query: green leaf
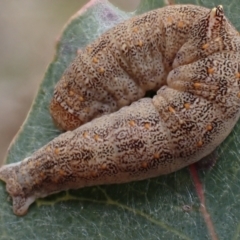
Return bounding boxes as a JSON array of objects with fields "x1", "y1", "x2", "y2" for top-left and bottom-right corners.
[{"x1": 1, "y1": 0, "x2": 240, "y2": 239}]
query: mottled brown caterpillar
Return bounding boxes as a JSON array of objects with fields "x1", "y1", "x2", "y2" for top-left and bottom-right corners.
[{"x1": 1, "y1": 4, "x2": 240, "y2": 216}]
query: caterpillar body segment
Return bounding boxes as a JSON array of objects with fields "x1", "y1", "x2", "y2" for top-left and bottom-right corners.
[
  {"x1": 50, "y1": 4, "x2": 212, "y2": 131},
  {"x1": 0, "y1": 88, "x2": 231, "y2": 215}
]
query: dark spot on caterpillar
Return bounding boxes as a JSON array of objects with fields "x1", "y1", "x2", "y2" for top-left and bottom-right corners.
[{"x1": 144, "y1": 90, "x2": 157, "y2": 98}]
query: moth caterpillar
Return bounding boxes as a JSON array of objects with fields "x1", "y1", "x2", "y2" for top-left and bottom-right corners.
[{"x1": 1, "y1": 4, "x2": 240, "y2": 216}]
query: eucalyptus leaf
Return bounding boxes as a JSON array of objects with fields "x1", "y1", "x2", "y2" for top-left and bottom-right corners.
[{"x1": 1, "y1": 0, "x2": 240, "y2": 239}]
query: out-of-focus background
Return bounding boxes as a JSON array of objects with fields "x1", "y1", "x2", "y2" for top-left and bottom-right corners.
[{"x1": 0, "y1": 0, "x2": 139, "y2": 165}]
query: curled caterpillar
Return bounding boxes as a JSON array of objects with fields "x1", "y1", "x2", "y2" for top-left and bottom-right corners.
[{"x1": 1, "y1": 4, "x2": 240, "y2": 216}]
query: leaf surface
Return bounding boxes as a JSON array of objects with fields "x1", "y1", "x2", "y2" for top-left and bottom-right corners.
[{"x1": 1, "y1": 0, "x2": 240, "y2": 239}]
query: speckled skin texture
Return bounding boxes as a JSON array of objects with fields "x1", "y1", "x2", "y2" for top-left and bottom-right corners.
[
  {"x1": 1, "y1": 5, "x2": 240, "y2": 216},
  {"x1": 50, "y1": 4, "x2": 212, "y2": 130}
]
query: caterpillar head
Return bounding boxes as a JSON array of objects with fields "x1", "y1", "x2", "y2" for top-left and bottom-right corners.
[
  {"x1": 173, "y1": 5, "x2": 238, "y2": 68},
  {"x1": 50, "y1": 72, "x2": 85, "y2": 131},
  {"x1": 50, "y1": 96, "x2": 83, "y2": 131}
]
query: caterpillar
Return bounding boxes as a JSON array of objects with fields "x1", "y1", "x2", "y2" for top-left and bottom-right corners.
[{"x1": 1, "y1": 4, "x2": 240, "y2": 216}]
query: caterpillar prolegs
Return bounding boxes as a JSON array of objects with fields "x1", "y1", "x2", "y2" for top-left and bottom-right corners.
[{"x1": 1, "y1": 4, "x2": 240, "y2": 216}]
